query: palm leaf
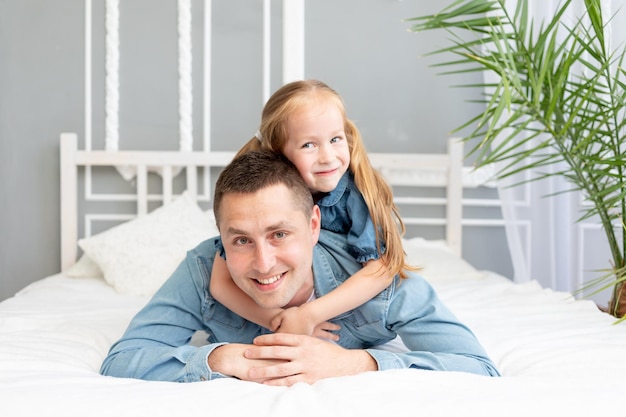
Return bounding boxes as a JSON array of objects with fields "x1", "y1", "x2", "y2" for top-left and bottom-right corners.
[{"x1": 407, "y1": 0, "x2": 626, "y2": 318}]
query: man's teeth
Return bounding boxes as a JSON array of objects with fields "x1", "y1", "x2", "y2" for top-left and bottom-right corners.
[{"x1": 256, "y1": 274, "x2": 281, "y2": 285}]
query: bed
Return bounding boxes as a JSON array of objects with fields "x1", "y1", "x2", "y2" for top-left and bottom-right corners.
[{"x1": 1, "y1": 133, "x2": 625, "y2": 417}]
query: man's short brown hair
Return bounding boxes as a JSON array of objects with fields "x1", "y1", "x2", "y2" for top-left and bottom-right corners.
[{"x1": 213, "y1": 150, "x2": 314, "y2": 227}]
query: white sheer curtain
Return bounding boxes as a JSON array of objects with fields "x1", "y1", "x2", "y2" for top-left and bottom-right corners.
[{"x1": 494, "y1": 0, "x2": 625, "y2": 306}]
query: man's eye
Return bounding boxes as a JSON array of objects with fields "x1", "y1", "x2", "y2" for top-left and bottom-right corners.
[
  {"x1": 234, "y1": 237, "x2": 249, "y2": 245},
  {"x1": 274, "y1": 231, "x2": 287, "y2": 239}
]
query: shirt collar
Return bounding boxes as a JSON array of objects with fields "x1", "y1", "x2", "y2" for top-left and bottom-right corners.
[{"x1": 315, "y1": 171, "x2": 351, "y2": 207}]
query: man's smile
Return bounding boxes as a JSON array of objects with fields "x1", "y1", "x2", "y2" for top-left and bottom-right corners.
[{"x1": 253, "y1": 272, "x2": 286, "y2": 287}]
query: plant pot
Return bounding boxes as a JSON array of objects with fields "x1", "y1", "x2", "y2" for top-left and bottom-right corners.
[{"x1": 609, "y1": 282, "x2": 626, "y2": 318}]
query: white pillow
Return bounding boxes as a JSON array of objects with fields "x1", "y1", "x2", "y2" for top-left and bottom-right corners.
[
  {"x1": 64, "y1": 254, "x2": 104, "y2": 278},
  {"x1": 79, "y1": 191, "x2": 219, "y2": 296},
  {"x1": 402, "y1": 237, "x2": 483, "y2": 281}
]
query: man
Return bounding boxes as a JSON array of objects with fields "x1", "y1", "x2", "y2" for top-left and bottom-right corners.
[{"x1": 100, "y1": 151, "x2": 499, "y2": 385}]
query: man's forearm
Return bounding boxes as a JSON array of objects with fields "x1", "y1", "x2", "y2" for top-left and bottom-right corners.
[
  {"x1": 101, "y1": 342, "x2": 218, "y2": 382},
  {"x1": 340, "y1": 348, "x2": 378, "y2": 375}
]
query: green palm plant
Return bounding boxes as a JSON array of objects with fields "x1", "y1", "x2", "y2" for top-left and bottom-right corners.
[{"x1": 406, "y1": 0, "x2": 626, "y2": 319}]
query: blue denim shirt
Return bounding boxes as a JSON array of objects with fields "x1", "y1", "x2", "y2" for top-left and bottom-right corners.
[
  {"x1": 316, "y1": 171, "x2": 383, "y2": 263},
  {"x1": 100, "y1": 230, "x2": 499, "y2": 382}
]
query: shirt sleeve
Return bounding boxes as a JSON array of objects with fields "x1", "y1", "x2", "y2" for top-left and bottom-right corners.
[
  {"x1": 100, "y1": 245, "x2": 225, "y2": 382},
  {"x1": 365, "y1": 275, "x2": 500, "y2": 377},
  {"x1": 315, "y1": 231, "x2": 499, "y2": 377},
  {"x1": 345, "y1": 189, "x2": 385, "y2": 264}
]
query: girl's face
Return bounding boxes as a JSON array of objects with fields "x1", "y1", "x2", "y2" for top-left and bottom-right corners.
[{"x1": 281, "y1": 97, "x2": 350, "y2": 195}]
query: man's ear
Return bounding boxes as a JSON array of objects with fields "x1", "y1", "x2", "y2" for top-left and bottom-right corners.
[{"x1": 310, "y1": 204, "x2": 321, "y2": 243}]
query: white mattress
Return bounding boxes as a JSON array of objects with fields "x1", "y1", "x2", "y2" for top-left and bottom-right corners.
[{"x1": 2, "y1": 266, "x2": 624, "y2": 417}]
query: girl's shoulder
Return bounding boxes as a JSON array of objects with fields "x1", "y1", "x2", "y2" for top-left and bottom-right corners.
[{"x1": 338, "y1": 171, "x2": 363, "y2": 198}]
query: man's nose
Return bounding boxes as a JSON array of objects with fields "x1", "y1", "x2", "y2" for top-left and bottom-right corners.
[{"x1": 253, "y1": 242, "x2": 276, "y2": 273}]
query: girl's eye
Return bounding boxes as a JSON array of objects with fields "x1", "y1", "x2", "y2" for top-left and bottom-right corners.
[
  {"x1": 301, "y1": 142, "x2": 315, "y2": 149},
  {"x1": 330, "y1": 136, "x2": 341, "y2": 144}
]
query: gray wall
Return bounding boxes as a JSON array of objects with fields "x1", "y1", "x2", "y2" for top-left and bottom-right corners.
[{"x1": 0, "y1": 0, "x2": 512, "y2": 301}]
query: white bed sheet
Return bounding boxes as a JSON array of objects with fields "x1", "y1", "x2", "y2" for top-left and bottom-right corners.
[{"x1": 2, "y1": 266, "x2": 625, "y2": 416}]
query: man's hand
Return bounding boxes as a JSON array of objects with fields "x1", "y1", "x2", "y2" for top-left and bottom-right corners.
[
  {"x1": 207, "y1": 343, "x2": 287, "y2": 383},
  {"x1": 244, "y1": 333, "x2": 378, "y2": 386}
]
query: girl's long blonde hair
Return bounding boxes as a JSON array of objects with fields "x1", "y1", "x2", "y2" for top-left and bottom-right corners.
[{"x1": 236, "y1": 79, "x2": 416, "y2": 279}]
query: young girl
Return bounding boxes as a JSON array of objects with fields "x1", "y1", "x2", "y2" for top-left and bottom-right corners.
[{"x1": 210, "y1": 79, "x2": 416, "y2": 338}]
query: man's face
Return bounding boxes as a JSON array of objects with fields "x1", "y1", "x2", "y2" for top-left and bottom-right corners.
[{"x1": 218, "y1": 183, "x2": 321, "y2": 310}]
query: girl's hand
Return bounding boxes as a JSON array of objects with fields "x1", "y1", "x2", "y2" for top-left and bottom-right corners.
[
  {"x1": 270, "y1": 307, "x2": 340, "y2": 341},
  {"x1": 311, "y1": 320, "x2": 340, "y2": 341},
  {"x1": 271, "y1": 306, "x2": 315, "y2": 335}
]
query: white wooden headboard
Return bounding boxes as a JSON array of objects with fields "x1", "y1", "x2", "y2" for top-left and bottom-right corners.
[{"x1": 60, "y1": 133, "x2": 465, "y2": 271}]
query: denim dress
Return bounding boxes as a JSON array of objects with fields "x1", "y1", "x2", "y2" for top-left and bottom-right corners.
[{"x1": 315, "y1": 171, "x2": 384, "y2": 264}]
